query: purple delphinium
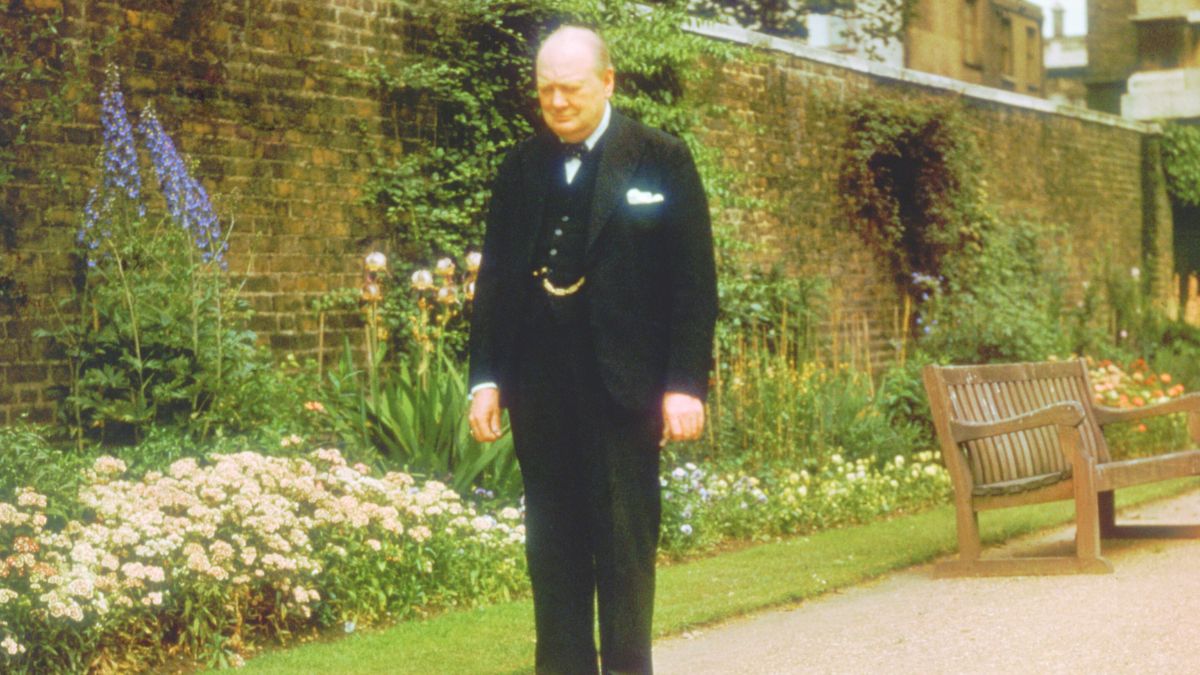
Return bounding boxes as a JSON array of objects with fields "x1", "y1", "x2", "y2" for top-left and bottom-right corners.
[
  {"x1": 79, "y1": 65, "x2": 146, "y2": 265},
  {"x1": 138, "y1": 102, "x2": 226, "y2": 266}
]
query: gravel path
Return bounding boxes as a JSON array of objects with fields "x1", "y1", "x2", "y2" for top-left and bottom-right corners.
[{"x1": 654, "y1": 490, "x2": 1200, "y2": 674}]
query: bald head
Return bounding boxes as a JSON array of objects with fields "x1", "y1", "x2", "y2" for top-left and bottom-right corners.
[
  {"x1": 538, "y1": 26, "x2": 611, "y2": 76},
  {"x1": 535, "y1": 26, "x2": 614, "y2": 143}
]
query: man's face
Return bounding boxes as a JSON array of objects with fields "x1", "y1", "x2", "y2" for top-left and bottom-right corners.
[{"x1": 536, "y1": 39, "x2": 613, "y2": 143}]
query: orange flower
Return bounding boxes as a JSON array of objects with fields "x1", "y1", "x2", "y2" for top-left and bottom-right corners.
[
  {"x1": 1118, "y1": 394, "x2": 1130, "y2": 407},
  {"x1": 1137, "y1": 424, "x2": 1148, "y2": 433},
  {"x1": 1132, "y1": 396, "x2": 1145, "y2": 407},
  {"x1": 1161, "y1": 373, "x2": 1172, "y2": 383}
]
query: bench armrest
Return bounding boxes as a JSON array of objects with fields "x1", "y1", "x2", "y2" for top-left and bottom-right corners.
[
  {"x1": 1093, "y1": 392, "x2": 1200, "y2": 426},
  {"x1": 950, "y1": 402, "x2": 1086, "y2": 443}
]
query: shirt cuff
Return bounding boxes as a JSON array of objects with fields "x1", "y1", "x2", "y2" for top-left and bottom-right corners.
[{"x1": 469, "y1": 383, "x2": 498, "y2": 399}]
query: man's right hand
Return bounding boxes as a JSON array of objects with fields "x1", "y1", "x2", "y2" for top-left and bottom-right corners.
[{"x1": 468, "y1": 387, "x2": 503, "y2": 442}]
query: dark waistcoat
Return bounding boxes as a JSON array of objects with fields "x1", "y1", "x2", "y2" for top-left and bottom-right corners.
[{"x1": 527, "y1": 146, "x2": 602, "y2": 325}]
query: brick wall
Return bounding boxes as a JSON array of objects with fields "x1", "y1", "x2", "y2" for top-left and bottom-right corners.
[
  {"x1": 693, "y1": 24, "x2": 1166, "y2": 366},
  {"x1": 0, "y1": 7, "x2": 1170, "y2": 423},
  {"x1": 1, "y1": 0, "x2": 413, "y2": 424}
]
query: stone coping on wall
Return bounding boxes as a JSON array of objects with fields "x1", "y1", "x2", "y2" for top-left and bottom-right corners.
[{"x1": 685, "y1": 20, "x2": 1161, "y2": 135}]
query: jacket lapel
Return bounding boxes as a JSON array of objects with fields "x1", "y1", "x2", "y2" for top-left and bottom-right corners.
[
  {"x1": 587, "y1": 112, "x2": 643, "y2": 256},
  {"x1": 515, "y1": 133, "x2": 556, "y2": 270}
]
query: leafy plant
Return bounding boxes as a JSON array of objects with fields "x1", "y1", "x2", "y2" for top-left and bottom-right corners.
[
  {"x1": 322, "y1": 340, "x2": 521, "y2": 500},
  {"x1": 915, "y1": 216, "x2": 1069, "y2": 363},
  {"x1": 38, "y1": 66, "x2": 280, "y2": 445},
  {"x1": 1162, "y1": 122, "x2": 1200, "y2": 208}
]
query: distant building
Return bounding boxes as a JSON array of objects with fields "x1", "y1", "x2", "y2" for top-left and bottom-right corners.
[
  {"x1": 1045, "y1": 3, "x2": 1089, "y2": 106},
  {"x1": 1087, "y1": 0, "x2": 1200, "y2": 121},
  {"x1": 807, "y1": 0, "x2": 1047, "y2": 95}
]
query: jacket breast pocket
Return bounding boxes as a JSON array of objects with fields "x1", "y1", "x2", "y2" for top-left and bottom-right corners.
[{"x1": 622, "y1": 201, "x2": 666, "y2": 232}]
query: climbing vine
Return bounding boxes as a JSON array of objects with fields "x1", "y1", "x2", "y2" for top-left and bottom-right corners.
[
  {"x1": 1162, "y1": 123, "x2": 1200, "y2": 207},
  {"x1": 839, "y1": 92, "x2": 1069, "y2": 363}
]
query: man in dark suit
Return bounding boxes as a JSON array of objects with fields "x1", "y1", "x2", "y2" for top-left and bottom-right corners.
[{"x1": 468, "y1": 25, "x2": 717, "y2": 675}]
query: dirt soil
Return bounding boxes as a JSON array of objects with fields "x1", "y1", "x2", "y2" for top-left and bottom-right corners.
[{"x1": 654, "y1": 491, "x2": 1200, "y2": 674}]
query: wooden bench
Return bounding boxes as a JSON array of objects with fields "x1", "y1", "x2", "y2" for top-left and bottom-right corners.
[{"x1": 923, "y1": 358, "x2": 1200, "y2": 576}]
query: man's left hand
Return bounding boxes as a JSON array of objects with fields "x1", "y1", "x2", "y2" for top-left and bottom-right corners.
[{"x1": 661, "y1": 392, "x2": 705, "y2": 446}]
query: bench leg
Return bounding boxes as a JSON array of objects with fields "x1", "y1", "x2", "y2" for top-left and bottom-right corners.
[
  {"x1": 934, "y1": 494, "x2": 1114, "y2": 577},
  {"x1": 954, "y1": 503, "x2": 982, "y2": 562},
  {"x1": 1073, "y1": 463, "x2": 1103, "y2": 564}
]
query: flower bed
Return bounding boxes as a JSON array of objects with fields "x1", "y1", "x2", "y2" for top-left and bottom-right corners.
[
  {"x1": 1087, "y1": 358, "x2": 1191, "y2": 457},
  {"x1": 659, "y1": 451, "x2": 951, "y2": 557},
  {"x1": 0, "y1": 443, "x2": 952, "y2": 672},
  {"x1": 0, "y1": 449, "x2": 526, "y2": 673}
]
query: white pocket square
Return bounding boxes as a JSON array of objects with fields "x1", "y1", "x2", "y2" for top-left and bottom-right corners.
[{"x1": 626, "y1": 188, "x2": 664, "y2": 205}]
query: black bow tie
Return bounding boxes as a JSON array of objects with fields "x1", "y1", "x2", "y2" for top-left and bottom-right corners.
[{"x1": 560, "y1": 142, "x2": 588, "y2": 161}]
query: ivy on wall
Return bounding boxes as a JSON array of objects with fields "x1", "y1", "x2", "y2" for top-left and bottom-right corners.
[
  {"x1": 1162, "y1": 123, "x2": 1200, "y2": 207},
  {"x1": 838, "y1": 92, "x2": 1069, "y2": 363},
  {"x1": 1, "y1": 3, "x2": 107, "y2": 311}
]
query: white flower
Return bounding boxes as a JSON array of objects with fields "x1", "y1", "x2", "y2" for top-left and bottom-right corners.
[
  {"x1": 680, "y1": 524, "x2": 693, "y2": 535},
  {"x1": 411, "y1": 269, "x2": 434, "y2": 290},
  {"x1": 365, "y1": 251, "x2": 387, "y2": 272}
]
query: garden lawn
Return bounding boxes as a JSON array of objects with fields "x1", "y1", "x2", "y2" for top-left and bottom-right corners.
[{"x1": 234, "y1": 477, "x2": 1200, "y2": 674}]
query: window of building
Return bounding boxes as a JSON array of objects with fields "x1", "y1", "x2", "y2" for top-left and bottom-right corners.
[
  {"x1": 1025, "y1": 25, "x2": 1039, "y2": 92},
  {"x1": 1000, "y1": 16, "x2": 1014, "y2": 77},
  {"x1": 962, "y1": 0, "x2": 981, "y2": 68}
]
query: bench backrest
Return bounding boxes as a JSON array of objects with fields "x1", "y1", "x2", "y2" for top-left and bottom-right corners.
[{"x1": 923, "y1": 359, "x2": 1109, "y2": 489}]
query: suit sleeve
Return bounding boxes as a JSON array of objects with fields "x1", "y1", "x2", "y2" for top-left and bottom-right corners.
[
  {"x1": 468, "y1": 149, "x2": 520, "y2": 392},
  {"x1": 662, "y1": 139, "x2": 718, "y2": 401}
]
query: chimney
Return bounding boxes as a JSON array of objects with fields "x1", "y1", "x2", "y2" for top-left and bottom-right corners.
[{"x1": 1052, "y1": 3, "x2": 1065, "y2": 38}]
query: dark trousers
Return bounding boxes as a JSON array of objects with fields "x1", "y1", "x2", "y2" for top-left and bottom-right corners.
[{"x1": 508, "y1": 291, "x2": 662, "y2": 675}]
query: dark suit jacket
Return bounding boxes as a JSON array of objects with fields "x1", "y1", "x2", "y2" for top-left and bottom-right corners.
[{"x1": 468, "y1": 110, "x2": 718, "y2": 411}]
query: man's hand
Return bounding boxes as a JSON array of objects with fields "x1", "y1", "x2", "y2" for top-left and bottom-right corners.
[
  {"x1": 469, "y1": 387, "x2": 503, "y2": 443},
  {"x1": 661, "y1": 392, "x2": 705, "y2": 446}
]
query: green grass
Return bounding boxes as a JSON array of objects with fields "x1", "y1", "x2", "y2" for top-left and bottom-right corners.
[{"x1": 234, "y1": 478, "x2": 1200, "y2": 674}]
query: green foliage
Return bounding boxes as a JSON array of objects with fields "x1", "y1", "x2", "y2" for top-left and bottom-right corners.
[
  {"x1": 0, "y1": 423, "x2": 93, "y2": 523},
  {"x1": 40, "y1": 210, "x2": 286, "y2": 444},
  {"x1": 1148, "y1": 322, "x2": 1200, "y2": 392},
  {"x1": 840, "y1": 94, "x2": 985, "y2": 284},
  {"x1": 1162, "y1": 123, "x2": 1200, "y2": 207},
  {"x1": 700, "y1": 337, "x2": 925, "y2": 472},
  {"x1": 916, "y1": 216, "x2": 1069, "y2": 363},
  {"x1": 875, "y1": 354, "x2": 934, "y2": 445},
  {"x1": 714, "y1": 267, "x2": 828, "y2": 358},
  {"x1": 841, "y1": 92, "x2": 1070, "y2": 364},
  {"x1": 677, "y1": 0, "x2": 916, "y2": 47},
  {"x1": 320, "y1": 342, "x2": 522, "y2": 499}
]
